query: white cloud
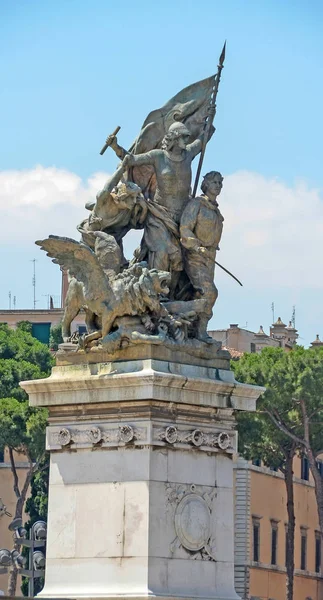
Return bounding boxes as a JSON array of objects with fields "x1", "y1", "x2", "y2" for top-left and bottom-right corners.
[
  {"x1": 0, "y1": 165, "x2": 322, "y2": 293},
  {"x1": 0, "y1": 166, "x2": 109, "y2": 243},
  {"x1": 220, "y1": 171, "x2": 323, "y2": 289}
]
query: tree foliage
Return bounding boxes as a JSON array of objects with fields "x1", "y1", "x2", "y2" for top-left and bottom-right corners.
[
  {"x1": 0, "y1": 322, "x2": 52, "y2": 371},
  {"x1": 49, "y1": 322, "x2": 63, "y2": 351},
  {"x1": 0, "y1": 323, "x2": 52, "y2": 401},
  {"x1": 0, "y1": 398, "x2": 46, "y2": 457},
  {"x1": 234, "y1": 346, "x2": 323, "y2": 468},
  {"x1": 232, "y1": 346, "x2": 323, "y2": 600},
  {"x1": 0, "y1": 323, "x2": 52, "y2": 596}
]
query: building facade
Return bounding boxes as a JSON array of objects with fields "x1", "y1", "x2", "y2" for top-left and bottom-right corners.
[
  {"x1": 234, "y1": 456, "x2": 323, "y2": 600},
  {"x1": 0, "y1": 309, "x2": 85, "y2": 345},
  {"x1": 209, "y1": 318, "x2": 299, "y2": 357},
  {"x1": 0, "y1": 270, "x2": 84, "y2": 345}
]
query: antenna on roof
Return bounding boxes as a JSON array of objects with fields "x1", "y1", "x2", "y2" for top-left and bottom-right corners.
[
  {"x1": 271, "y1": 302, "x2": 275, "y2": 324},
  {"x1": 8, "y1": 291, "x2": 12, "y2": 310},
  {"x1": 13, "y1": 296, "x2": 16, "y2": 309},
  {"x1": 31, "y1": 259, "x2": 37, "y2": 309},
  {"x1": 291, "y1": 305, "x2": 296, "y2": 328}
]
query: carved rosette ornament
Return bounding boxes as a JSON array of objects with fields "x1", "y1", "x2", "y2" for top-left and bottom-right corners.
[
  {"x1": 191, "y1": 429, "x2": 204, "y2": 447},
  {"x1": 119, "y1": 425, "x2": 134, "y2": 443},
  {"x1": 58, "y1": 428, "x2": 71, "y2": 446},
  {"x1": 217, "y1": 431, "x2": 230, "y2": 450},
  {"x1": 88, "y1": 427, "x2": 102, "y2": 444},
  {"x1": 165, "y1": 426, "x2": 178, "y2": 444}
]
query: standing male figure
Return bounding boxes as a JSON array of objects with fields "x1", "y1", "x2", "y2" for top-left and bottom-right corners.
[{"x1": 180, "y1": 171, "x2": 224, "y2": 342}]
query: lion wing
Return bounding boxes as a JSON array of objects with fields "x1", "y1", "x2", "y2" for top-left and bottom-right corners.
[{"x1": 35, "y1": 236, "x2": 111, "y2": 300}]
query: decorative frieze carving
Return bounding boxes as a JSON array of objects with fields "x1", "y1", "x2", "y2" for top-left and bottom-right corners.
[
  {"x1": 47, "y1": 421, "x2": 234, "y2": 453},
  {"x1": 156, "y1": 426, "x2": 233, "y2": 452},
  {"x1": 48, "y1": 424, "x2": 145, "y2": 450}
]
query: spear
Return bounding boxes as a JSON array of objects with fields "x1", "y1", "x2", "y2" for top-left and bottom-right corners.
[
  {"x1": 214, "y1": 259, "x2": 243, "y2": 287},
  {"x1": 198, "y1": 248, "x2": 243, "y2": 286},
  {"x1": 192, "y1": 42, "x2": 226, "y2": 198}
]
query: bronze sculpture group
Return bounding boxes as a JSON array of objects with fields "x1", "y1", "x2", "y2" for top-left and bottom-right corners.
[{"x1": 37, "y1": 45, "x2": 231, "y2": 356}]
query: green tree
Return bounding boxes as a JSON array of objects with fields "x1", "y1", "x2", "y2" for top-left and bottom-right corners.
[
  {"x1": 246, "y1": 346, "x2": 323, "y2": 542},
  {"x1": 49, "y1": 322, "x2": 63, "y2": 351},
  {"x1": 0, "y1": 323, "x2": 52, "y2": 401},
  {"x1": 0, "y1": 399, "x2": 48, "y2": 596},
  {"x1": 0, "y1": 322, "x2": 52, "y2": 596},
  {"x1": 233, "y1": 346, "x2": 323, "y2": 600}
]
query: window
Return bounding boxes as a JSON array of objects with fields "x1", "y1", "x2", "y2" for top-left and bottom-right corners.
[
  {"x1": 252, "y1": 519, "x2": 260, "y2": 562},
  {"x1": 271, "y1": 522, "x2": 278, "y2": 565},
  {"x1": 250, "y1": 342, "x2": 256, "y2": 353},
  {"x1": 301, "y1": 456, "x2": 309, "y2": 481},
  {"x1": 316, "y1": 460, "x2": 323, "y2": 477},
  {"x1": 300, "y1": 529, "x2": 307, "y2": 570},
  {"x1": 31, "y1": 322, "x2": 51, "y2": 345},
  {"x1": 78, "y1": 325, "x2": 87, "y2": 335},
  {"x1": 315, "y1": 532, "x2": 321, "y2": 573}
]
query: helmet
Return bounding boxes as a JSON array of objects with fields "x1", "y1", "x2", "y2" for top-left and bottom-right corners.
[{"x1": 168, "y1": 121, "x2": 191, "y2": 137}]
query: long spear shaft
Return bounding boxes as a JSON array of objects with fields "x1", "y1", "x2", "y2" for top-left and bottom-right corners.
[{"x1": 192, "y1": 42, "x2": 226, "y2": 198}]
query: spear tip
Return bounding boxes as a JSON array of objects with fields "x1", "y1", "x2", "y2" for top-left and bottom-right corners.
[{"x1": 219, "y1": 41, "x2": 226, "y2": 66}]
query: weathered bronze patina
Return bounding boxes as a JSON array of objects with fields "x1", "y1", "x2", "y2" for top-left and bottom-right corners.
[{"x1": 36, "y1": 44, "x2": 236, "y2": 357}]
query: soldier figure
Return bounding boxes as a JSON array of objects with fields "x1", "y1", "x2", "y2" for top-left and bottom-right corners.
[{"x1": 180, "y1": 171, "x2": 224, "y2": 342}]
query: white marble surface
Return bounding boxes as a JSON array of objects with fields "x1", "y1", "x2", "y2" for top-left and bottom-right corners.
[
  {"x1": 26, "y1": 359, "x2": 263, "y2": 600},
  {"x1": 42, "y1": 446, "x2": 239, "y2": 599},
  {"x1": 22, "y1": 358, "x2": 263, "y2": 413}
]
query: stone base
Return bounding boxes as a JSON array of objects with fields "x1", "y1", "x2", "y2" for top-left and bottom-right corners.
[
  {"x1": 21, "y1": 352, "x2": 263, "y2": 600},
  {"x1": 39, "y1": 594, "x2": 240, "y2": 600},
  {"x1": 56, "y1": 339, "x2": 231, "y2": 370}
]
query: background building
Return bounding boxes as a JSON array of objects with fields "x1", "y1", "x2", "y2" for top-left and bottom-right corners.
[
  {"x1": 0, "y1": 271, "x2": 85, "y2": 345},
  {"x1": 0, "y1": 308, "x2": 85, "y2": 345},
  {"x1": 209, "y1": 318, "x2": 299, "y2": 357},
  {"x1": 234, "y1": 455, "x2": 323, "y2": 600}
]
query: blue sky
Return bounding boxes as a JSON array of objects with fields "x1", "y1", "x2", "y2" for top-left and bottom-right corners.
[{"x1": 1, "y1": 0, "x2": 323, "y2": 346}]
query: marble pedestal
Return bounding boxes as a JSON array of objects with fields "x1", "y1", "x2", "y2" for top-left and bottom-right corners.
[{"x1": 21, "y1": 345, "x2": 263, "y2": 600}]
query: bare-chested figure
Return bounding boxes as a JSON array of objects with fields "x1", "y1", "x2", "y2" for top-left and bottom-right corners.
[{"x1": 121, "y1": 121, "x2": 212, "y2": 297}]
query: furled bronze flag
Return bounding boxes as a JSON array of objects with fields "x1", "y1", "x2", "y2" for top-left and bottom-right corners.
[{"x1": 127, "y1": 75, "x2": 216, "y2": 199}]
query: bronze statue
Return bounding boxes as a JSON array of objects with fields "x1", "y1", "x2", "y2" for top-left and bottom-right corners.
[
  {"x1": 77, "y1": 167, "x2": 146, "y2": 266},
  {"x1": 180, "y1": 171, "x2": 224, "y2": 341},
  {"x1": 36, "y1": 44, "x2": 239, "y2": 356},
  {"x1": 121, "y1": 119, "x2": 214, "y2": 298}
]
